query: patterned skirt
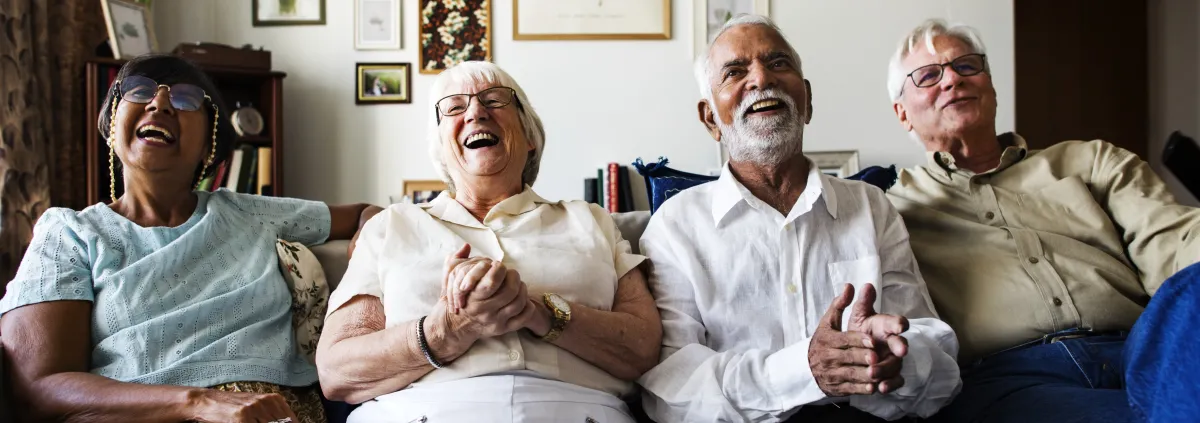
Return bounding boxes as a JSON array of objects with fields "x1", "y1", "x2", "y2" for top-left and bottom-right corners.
[{"x1": 209, "y1": 381, "x2": 327, "y2": 423}]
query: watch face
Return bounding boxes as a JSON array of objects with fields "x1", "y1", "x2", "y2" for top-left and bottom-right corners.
[{"x1": 548, "y1": 294, "x2": 570, "y2": 313}]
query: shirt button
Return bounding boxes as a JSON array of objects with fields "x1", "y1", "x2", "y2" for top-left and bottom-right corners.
[
  {"x1": 1053, "y1": 297, "x2": 1063, "y2": 306},
  {"x1": 784, "y1": 223, "x2": 792, "y2": 231},
  {"x1": 1029, "y1": 257, "x2": 1040, "y2": 264},
  {"x1": 508, "y1": 350, "x2": 520, "y2": 361},
  {"x1": 786, "y1": 283, "x2": 797, "y2": 293},
  {"x1": 985, "y1": 212, "x2": 995, "y2": 220}
]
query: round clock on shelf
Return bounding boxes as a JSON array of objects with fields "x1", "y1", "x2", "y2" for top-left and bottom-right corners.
[{"x1": 230, "y1": 102, "x2": 264, "y2": 137}]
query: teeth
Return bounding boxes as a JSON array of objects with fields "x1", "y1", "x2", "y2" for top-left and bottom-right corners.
[
  {"x1": 138, "y1": 124, "x2": 175, "y2": 140},
  {"x1": 465, "y1": 133, "x2": 497, "y2": 144},
  {"x1": 750, "y1": 99, "x2": 781, "y2": 112}
]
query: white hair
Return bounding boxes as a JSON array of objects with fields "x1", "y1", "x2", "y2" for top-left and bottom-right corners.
[
  {"x1": 886, "y1": 19, "x2": 987, "y2": 102},
  {"x1": 427, "y1": 61, "x2": 546, "y2": 194},
  {"x1": 693, "y1": 14, "x2": 803, "y2": 115}
]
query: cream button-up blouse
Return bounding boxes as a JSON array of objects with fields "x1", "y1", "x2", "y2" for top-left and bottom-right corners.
[{"x1": 327, "y1": 187, "x2": 646, "y2": 397}]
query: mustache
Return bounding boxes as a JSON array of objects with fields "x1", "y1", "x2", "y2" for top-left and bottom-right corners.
[{"x1": 735, "y1": 89, "x2": 798, "y2": 122}]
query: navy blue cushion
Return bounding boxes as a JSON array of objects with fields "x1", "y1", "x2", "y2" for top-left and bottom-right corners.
[{"x1": 633, "y1": 158, "x2": 896, "y2": 214}]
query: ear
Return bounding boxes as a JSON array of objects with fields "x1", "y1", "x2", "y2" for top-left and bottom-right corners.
[
  {"x1": 803, "y1": 79, "x2": 814, "y2": 124},
  {"x1": 698, "y1": 99, "x2": 722, "y2": 142},
  {"x1": 893, "y1": 102, "x2": 913, "y2": 132}
]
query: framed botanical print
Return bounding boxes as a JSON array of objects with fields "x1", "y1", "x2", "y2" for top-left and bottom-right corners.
[
  {"x1": 693, "y1": 0, "x2": 769, "y2": 56},
  {"x1": 419, "y1": 0, "x2": 492, "y2": 74}
]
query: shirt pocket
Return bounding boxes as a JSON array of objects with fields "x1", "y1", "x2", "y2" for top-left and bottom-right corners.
[
  {"x1": 1012, "y1": 175, "x2": 1118, "y2": 246},
  {"x1": 827, "y1": 255, "x2": 883, "y2": 331}
]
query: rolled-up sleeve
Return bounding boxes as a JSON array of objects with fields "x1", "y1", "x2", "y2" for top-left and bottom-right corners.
[
  {"x1": 850, "y1": 193, "x2": 961, "y2": 419},
  {"x1": 638, "y1": 217, "x2": 826, "y2": 422},
  {"x1": 326, "y1": 212, "x2": 386, "y2": 317}
]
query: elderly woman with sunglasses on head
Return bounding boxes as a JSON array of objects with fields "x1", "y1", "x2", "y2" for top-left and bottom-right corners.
[
  {"x1": 0, "y1": 54, "x2": 379, "y2": 423},
  {"x1": 317, "y1": 61, "x2": 663, "y2": 423}
]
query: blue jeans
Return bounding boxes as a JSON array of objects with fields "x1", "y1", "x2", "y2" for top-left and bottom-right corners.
[
  {"x1": 930, "y1": 335, "x2": 1134, "y2": 423},
  {"x1": 1124, "y1": 261, "x2": 1200, "y2": 422},
  {"x1": 931, "y1": 261, "x2": 1200, "y2": 423}
]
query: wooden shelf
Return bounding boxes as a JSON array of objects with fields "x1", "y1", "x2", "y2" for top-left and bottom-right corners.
[{"x1": 237, "y1": 135, "x2": 272, "y2": 145}]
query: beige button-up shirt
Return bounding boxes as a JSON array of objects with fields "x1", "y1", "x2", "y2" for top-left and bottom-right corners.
[
  {"x1": 887, "y1": 133, "x2": 1200, "y2": 361},
  {"x1": 327, "y1": 187, "x2": 645, "y2": 397}
]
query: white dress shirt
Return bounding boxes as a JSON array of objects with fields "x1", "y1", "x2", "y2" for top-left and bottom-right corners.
[
  {"x1": 328, "y1": 187, "x2": 645, "y2": 401},
  {"x1": 637, "y1": 163, "x2": 961, "y2": 422}
]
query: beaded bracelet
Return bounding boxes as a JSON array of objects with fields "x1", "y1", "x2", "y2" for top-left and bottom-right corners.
[{"x1": 416, "y1": 315, "x2": 443, "y2": 369}]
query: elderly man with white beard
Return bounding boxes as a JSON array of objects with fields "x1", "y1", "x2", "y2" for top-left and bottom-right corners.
[{"x1": 636, "y1": 15, "x2": 962, "y2": 423}]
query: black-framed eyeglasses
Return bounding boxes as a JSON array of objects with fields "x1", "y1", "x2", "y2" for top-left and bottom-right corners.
[
  {"x1": 115, "y1": 75, "x2": 211, "y2": 111},
  {"x1": 434, "y1": 86, "x2": 522, "y2": 124},
  {"x1": 900, "y1": 53, "x2": 988, "y2": 96}
]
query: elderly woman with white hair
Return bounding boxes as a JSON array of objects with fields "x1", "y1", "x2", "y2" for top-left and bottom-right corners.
[{"x1": 316, "y1": 61, "x2": 663, "y2": 423}]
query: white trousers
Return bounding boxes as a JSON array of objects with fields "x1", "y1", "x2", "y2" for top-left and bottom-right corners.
[{"x1": 347, "y1": 374, "x2": 635, "y2": 423}]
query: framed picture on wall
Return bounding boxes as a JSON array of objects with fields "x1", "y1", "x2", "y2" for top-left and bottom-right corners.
[
  {"x1": 693, "y1": 0, "x2": 769, "y2": 56},
  {"x1": 392, "y1": 180, "x2": 449, "y2": 204},
  {"x1": 513, "y1": 0, "x2": 671, "y2": 40},
  {"x1": 419, "y1": 0, "x2": 491, "y2": 74},
  {"x1": 356, "y1": 0, "x2": 401, "y2": 49},
  {"x1": 809, "y1": 150, "x2": 861, "y2": 178},
  {"x1": 356, "y1": 63, "x2": 412, "y2": 104},
  {"x1": 253, "y1": 0, "x2": 327, "y2": 26},
  {"x1": 101, "y1": 0, "x2": 157, "y2": 59}
]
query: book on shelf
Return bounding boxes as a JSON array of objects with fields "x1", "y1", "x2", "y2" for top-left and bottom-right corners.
[
  {"x1": 256, "y1": 147, "x2": 272, "y2": 195},
  {"x1": 240, "y1": 146, "x2": 258, "y2": 194},
  {"x1": 225, "y1": 149, "x2": 244, "y2": 191},
  {"x1": 210, "y1": 161, "x2": 228, "y2": 191},
  {"x1": 583, "y1": 163, "x2": 648, "y2": 212}
]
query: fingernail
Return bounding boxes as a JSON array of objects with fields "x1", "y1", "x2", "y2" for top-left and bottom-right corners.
[
  {"x1": 866, "y1": 354, "x2": 872, "y2": 362},
  {"x1": 862, "y1": 339, "x2": 873, "y2": 348}
]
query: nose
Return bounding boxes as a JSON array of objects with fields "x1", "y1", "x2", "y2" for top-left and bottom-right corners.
[
  {"x1": 939, "y1": 65, "x2": 964, "y2": 92},
  {"x1": 745, "y1": 62, "x2": 778, "y2": 92},
  {"x1": 144, "y1": 86, "x2": 176, "y2": 115},
  {"x1": 462, "y1": 96, "x2": 492, "y2": 124}
]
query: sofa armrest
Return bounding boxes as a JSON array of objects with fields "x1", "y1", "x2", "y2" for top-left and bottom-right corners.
[{"x1": 310, "y1": 240, "x2": 351, "y2": 290}]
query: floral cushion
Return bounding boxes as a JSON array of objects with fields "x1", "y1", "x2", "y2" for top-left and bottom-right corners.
[{"x1": 276, "y1": 239, "x2": 330, "y2": 364}]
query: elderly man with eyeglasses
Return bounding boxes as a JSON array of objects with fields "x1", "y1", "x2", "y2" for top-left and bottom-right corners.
[{"x1": 885, "y1": 19, "x2": 1200, "y2": 423}]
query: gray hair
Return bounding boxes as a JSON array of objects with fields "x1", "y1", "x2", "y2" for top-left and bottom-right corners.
[
  {"x1": 886, "y1": 19, "x2": 987, "y2": 102},
  {"x1": 693, "y1": 14, "x2": 803, "y2": 111},
  {"x1": 427, "y1": 61, "x2": 546, "y2": 194}
]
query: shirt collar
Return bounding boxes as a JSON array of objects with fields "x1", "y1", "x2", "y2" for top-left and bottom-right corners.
[
  {"x1": 710, "y1": 159, "x2": 837, "y2": 227},
  {"x1": 423, "y1": 185, "x2": 548, "y2": 228},
  {"x1": 927, "y1": 132, "x2": 1029, "y2": 177}
]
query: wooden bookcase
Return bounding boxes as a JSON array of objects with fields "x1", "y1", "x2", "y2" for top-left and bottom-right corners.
[{"x1": 84, "y1": 58, "x2": 288, "y2": 205}]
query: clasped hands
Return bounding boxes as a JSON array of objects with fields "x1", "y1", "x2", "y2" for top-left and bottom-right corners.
[
  {"x1": 808, "y1": 283, "x2": 910, "y2": 397},
  {"x1": 434, "y1": 244, "x2": 551, "y2": 340}
]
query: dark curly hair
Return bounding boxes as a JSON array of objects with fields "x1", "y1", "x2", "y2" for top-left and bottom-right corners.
[{"x1": 97, "y1": 54, "x2": 235, "y2": 184}]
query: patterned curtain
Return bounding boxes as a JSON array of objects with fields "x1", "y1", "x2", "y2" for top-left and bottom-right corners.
[{"x1": 0, "y1": 1, "x2": 107, "y2": 291}]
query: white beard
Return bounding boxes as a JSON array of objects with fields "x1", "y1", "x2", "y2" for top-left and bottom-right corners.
[{"x1": 717, "y1": 88, "x2": 806, "y2": 167}]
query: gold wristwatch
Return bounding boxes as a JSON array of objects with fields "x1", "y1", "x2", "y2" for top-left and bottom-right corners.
[{"x1": 540, "y1": 293, "x2": 571, "y2": 342}]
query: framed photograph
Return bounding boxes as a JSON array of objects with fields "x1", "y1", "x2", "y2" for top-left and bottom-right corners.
[
  {"x1": 419, "y1": 0, "x2": 491, "y2": 74},
  {"x1": 357, "y1": 63, "x2": 412, "y2": 104},
  {"x1": 101, "y1": 0, "x2": 157, "y2": 59},
  {"x1": 513, "y1": 0, "x2": 671, "y2": 40},
  {"x1": 356, "y1": 0, "x2": 401, "y2": 49},
  {"x1": 392, "y1": 180, "x2": 449, "y2": 204},
  {"x1": 693, "y1": 0, "x2": 769, "y2": 56},
  {"x1": 809, "y1": 150, "x2": 861, "y2": 178},
  {"x1": 253, "y1": 0, "x2": 326, "y2": 26}
]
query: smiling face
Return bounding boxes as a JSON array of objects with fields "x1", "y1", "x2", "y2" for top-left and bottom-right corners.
[
  {"x1": 894, "y1": 35, "x2": 998, "y2": 148},
  {"x1": 437, "y1": 80, "x2": 532, "y2": 191},
  {"x1": 700, "y1": 24, "x2": 812, "y2": 166},
  {"x1": 110, "y1": 83, "x2": 211, "y2": 180}
]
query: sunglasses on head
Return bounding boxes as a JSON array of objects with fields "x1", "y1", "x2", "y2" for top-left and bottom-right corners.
[{"x1": 115, "y1": 75, "x2": 211, "y2": 111}]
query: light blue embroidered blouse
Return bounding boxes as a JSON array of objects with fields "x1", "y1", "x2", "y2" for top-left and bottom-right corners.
[{"x1": 0, "y1": 189, "x2": 331, "y2": 388}]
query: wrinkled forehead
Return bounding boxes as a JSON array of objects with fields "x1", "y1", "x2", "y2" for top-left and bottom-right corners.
[
  {"x1": 708, "y1": 26, "x2": 795, "y2": 72},
  {"x1": 902, "y1": 35, "x2": 973, "y2": 70},
  {"x1": 442, "y1": 73, "x2": 502, "y2": 96}
]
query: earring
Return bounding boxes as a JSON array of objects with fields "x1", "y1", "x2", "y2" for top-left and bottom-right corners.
[
  {"x1": 194, "y1": 103, "x2": 219, "y2": 190},
  {"x1": 108, "y1": 95, "x2": 119, "y2": 203}
]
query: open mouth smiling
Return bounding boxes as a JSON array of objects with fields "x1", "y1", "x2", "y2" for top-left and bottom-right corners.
[
  {"x1": 135, "y1": 124, "x2": 177, "y2": 145},
  {"x1": 462, "y1": 131, "x2": 500, "y2": 149}
]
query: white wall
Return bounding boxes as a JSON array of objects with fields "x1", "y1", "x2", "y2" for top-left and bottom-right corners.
[
  {"x1": 155, "y1": 0, "x2": 1014, "y2": 205},
  {"x1": 1148, "y1": 0, "x2": 1200, "y2": 206}
]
